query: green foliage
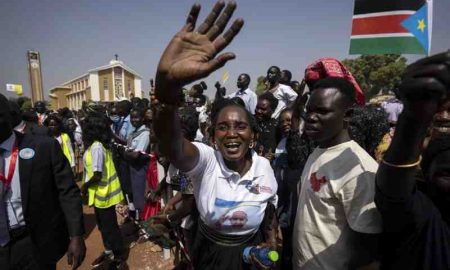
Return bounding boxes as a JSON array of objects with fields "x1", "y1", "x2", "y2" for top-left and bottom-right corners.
[
  {"x1": 342, "y1": 54, "x2": 407, "y2": 100},
  {"x1": 255, "y1": 76, "x2": 267, "y2": 96}
]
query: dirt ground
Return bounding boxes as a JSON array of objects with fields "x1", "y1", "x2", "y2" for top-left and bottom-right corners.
[{"x1": 57, "y1": 203, "x2": 175, "y2": 270}]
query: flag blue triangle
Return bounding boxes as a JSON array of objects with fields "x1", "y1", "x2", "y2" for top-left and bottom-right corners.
[{"x1": 401, "y1": 4, "x2": 429, "y2": 53}]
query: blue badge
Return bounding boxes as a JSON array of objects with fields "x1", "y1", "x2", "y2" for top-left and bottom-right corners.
[{"x1": 19, "y1": 148, "x2": 35, "y2": 159}]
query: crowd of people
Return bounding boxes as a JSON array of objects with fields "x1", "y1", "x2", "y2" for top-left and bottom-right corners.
[{"x1": 1, "y1": 1, "x2": 449, "y2": 270}]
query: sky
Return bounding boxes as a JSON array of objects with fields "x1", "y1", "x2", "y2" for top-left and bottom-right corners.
[{"x1": 1, "y1": 0, "x2": 449, "y2": 100}]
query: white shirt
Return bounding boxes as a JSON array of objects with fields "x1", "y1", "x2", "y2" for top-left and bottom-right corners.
[
  {"x1": 1, "y1": 133, "x2": 25, "y2": 228},
  {"x1": 268, "y1": 84, "x2": 298, "y2": 119},
  {"x1": 186, "y1": 142, "x2": 278, "y2": 235},
  {"x1": 127, "y1": 125, "x2": 150, "y2": 152},
  {"x1": 14, "y1": 121, "x2": 26, "y2": 134},
  {"x1": 292, "y1": 140, "x2": 382, "y2": 270},
  {"x1": 83, "y1": 142, "x2": 104, "y2": 183},
  {"x1": 227, "y1": 88, "x2": 258, "y2": 114}
]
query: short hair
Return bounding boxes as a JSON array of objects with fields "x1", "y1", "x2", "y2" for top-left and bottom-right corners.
[
  {"x1": 210, "y1": 98, "x2": 259, "y2": 137},
  {"x1": 268, "y1": 66, "x2": 281, "y2": 73},
  {"x1": 258, "y1": 92, "x2": 279, "y2": 112},
  {"x1": 240, "y1": 73, "x2": 251, "y2": 83},
  {"x1": 278, "y1": 107, "x2": 293, "y2": 119},
  {"x1": 229, "y1": 97, "x2": 246, "y2": 108},
  {"x1": 131, "y1": 97, "x2": 143, "y2": 108},
  {"x1": 131, "y1": 107, "x2": 146, "y2": 118},
  {"x1": 312, "y1": 77, "x2": 356, "y2": 107},
  {"x1": 117, "y1": 100, "x2": 132, "y2": 112},
  {"x1": 43, "y1": 113, "x2": 63, "y2": 127},
  {"x1": 281, "y1": 70, "x2": 292, "y2": 81},
  {"x1": 178, "y1": 106, "x2": 199, "y2": 141}
]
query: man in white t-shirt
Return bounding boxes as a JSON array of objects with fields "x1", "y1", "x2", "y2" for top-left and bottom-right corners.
[
  {"x1": 292, "y1": 77, "x2": 382, "y2": 269},
  {"x1": 265, "y1": 66, "x2": 298, "y2": 118}
]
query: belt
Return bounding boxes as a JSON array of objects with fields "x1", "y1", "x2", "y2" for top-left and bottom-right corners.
[
  {"x1": 9, "y1": 226, "x2": 29, "y2": 241},
  {"x1": 198, "y1": 218, "x2": 256, "y2": 247}
]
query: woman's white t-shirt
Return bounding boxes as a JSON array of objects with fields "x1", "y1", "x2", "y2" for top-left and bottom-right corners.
[{"x1": 186, "y1": 142, "x2": 278, "y2": 235}]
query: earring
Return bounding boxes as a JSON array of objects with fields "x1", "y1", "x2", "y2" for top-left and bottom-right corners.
[
  {"x1": 214, "y1": 143, "x2": 218, "y2": 150},
  {"x1": 249, "y1": 141, "x2": 254, "y2": 149}
]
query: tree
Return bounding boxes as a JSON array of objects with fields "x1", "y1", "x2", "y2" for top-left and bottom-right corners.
[
  {"x1": 255, "y1": 76, "x2": 267, "y2": 96},
  {"x1": 342, "y1": 54, "x2": 407, "y2": 100}
]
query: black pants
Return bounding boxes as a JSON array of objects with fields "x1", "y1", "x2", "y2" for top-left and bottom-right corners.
[
  {"x1": 0, "y1": 234, "x2": 56, "y2": 270},
  {"x1": 94, "y1": 206, "x2": 124, "y2": 257}
]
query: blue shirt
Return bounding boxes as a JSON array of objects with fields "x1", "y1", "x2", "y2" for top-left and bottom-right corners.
[
  {"x1": 118, "y1": 115, "x2": 134, "y2": 140},
  {"x1": 227, "y1": 88, "x2": 258, "y2": 114}
]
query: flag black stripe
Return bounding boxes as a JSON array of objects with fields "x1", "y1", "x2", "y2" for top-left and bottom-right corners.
[{"x1": 354, "y1": 0, "x2": 425, "y2": 15}]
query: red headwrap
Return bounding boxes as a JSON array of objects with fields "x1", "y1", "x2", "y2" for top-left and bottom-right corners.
[{"x1": 304, "y1": 58, "x2": 365, "y2": 105}]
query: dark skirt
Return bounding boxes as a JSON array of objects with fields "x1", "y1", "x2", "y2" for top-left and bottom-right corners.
[
  {"x1": 191, "y1": 220, "x2": 263, "y2": 270},
  {"x1": 129, "y1": 164, "x2": 148, "y2": 212}
]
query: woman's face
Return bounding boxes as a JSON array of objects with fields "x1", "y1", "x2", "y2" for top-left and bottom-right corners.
[
  {"x1": 279, "y1": 111, "x2": 293, "y2": 136},
  {"x1": 47, "y1": 119, "x2": 61, "y2": 136},
  {"x1": 214, "y1": 106, "x2": 254, "y2": 162},
  {"x1": 130, "y1": 111, "x2": 144, "y2": 128},
  {"x1": 145, "y1": 109, "x2": 153, "y2": 122},
  {"x1": 67, "y1": 119, "x2": 76, "y2": 132}
]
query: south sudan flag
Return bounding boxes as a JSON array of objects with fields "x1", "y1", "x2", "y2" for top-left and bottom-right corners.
[{"x1": 350, "y1": 0, "x2": 432, "y2": 55}]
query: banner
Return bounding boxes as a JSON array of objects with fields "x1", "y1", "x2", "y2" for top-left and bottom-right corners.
[
  {"x1": 350, "y1": 0, "x2": 432, "y2": 55},
  {"x1": 6, "y1": 84, "x2": 23, "y2": 95}
]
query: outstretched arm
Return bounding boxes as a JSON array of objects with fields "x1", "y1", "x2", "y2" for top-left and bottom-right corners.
[
  {"x1": 376, "y1": 51, "x2": 450, "y2": 199},
  {"x1": 154, "y1": 1, "x2": 244, "y2": 172}
]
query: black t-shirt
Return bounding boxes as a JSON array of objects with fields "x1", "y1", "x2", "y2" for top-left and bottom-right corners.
[{"x1": 375, "y1": 187, "x2": 450, "y2": 270}]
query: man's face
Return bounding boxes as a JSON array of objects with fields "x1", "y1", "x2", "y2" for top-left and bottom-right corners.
[
  {"x1": 35, "y1": 102, "x2": 46, "y2": 114},
  {"x1": 304, "y1": 87, "x2": 347, "y2": 147},
  {"x1": 432, "y1": 100, "x2": 450, "y2": 137},
  {"x1": 47, "y1": 119, "x2": 61, "y2": 136},
  {"x1": 266, "y1": 67, "x2": 280, "y2": 84},
  {"x1": 255, "y1": 99, "x2": 273, "y2": 121},
  {"x1": 0, "y1": 99, "x2": 12, "y2": 142},
  {"x1": 280, "y1": 71, "x2": 290, "y2": 85},
  {"x1": 236, "y1": 75, "x2": 248, "y2": 89}
]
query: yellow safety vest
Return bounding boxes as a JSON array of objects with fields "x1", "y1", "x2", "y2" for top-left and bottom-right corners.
[
  {"x1": 60, "y1": 133, "x2": 72, "y2": 166},
  {"x1": 85, "y1": 142, "x2": 124, "y2": 208}
]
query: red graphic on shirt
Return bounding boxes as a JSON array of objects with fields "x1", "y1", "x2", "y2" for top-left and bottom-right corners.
[{"x1": 310, "y1": 172, "x2": 327, "y2": 192}]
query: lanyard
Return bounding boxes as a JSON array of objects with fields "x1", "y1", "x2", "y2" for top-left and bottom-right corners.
[{"x1": 0, "y1": 140, "x2": 18, "y2": 188}]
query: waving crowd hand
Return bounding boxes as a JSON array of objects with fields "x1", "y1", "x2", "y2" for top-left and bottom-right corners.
[{"x1": 156, "y1": 1, "x2": 244, "y2": 104}]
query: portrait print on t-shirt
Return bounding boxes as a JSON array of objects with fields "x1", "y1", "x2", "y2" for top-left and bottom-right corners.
[{"x1": 212, "y1": 198, "x2": 264, "y2": 234}]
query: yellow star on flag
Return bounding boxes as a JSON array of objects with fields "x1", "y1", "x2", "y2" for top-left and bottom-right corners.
[{"x1": 417, "y1": 19, "x2": 426, "y2": 32}]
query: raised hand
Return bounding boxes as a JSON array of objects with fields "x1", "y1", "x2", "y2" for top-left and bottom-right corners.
[
  {"x1": 398, "y1": 51, "x2": 450, "y2": 122},
  {"x1": 155, "y1": 1, "x2": 244, "y2": 104}
]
